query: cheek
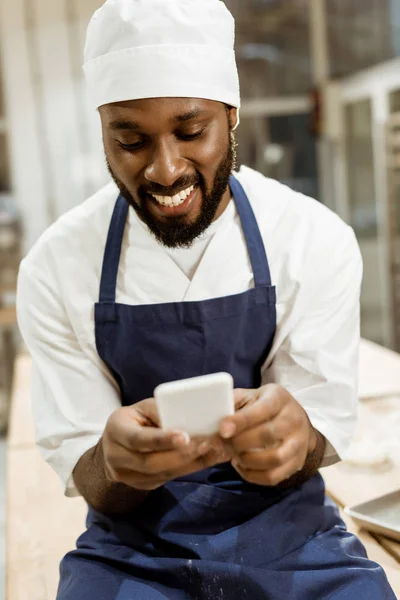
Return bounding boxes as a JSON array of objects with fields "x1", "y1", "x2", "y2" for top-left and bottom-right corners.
[
  {"x1": 105, "y1": 142, "x2": 140, "y2": 181},
  {"x1": 195, "y1": 133, "x2": 230, "y2": 183},
  {"x1": 199, "y1": 130, "x2": 228, "y2": 164}
]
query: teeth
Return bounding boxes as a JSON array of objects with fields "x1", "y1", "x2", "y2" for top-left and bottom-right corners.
[{"x1": 152, "y1": 185, "x2": 195, "y2": 207}]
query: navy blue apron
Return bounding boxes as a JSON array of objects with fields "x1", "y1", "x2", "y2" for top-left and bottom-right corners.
[{"x1": 57, "y1": 176, "x2": 395, "y2": 599}]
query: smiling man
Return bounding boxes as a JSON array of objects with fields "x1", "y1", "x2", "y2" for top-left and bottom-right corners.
[{"x1": 16, "y1": 1, "x2": 396, "y2": 599}]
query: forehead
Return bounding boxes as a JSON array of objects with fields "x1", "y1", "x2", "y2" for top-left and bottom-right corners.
[{"x1": 99, "y1": 97, "x2": 224, "y2": 129}]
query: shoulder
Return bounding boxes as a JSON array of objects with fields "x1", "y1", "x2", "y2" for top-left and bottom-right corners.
[
  {"x1": 234, "y1": 166, "x2": 358, "y2": 261},
  {"x1": 235, "y1": 165, "x2": 351, "y2": 241},
  {"x1": 20, "y1": 182, "x2": 119, "y2": 281},
  {"x1": 234, "y1": 166, "x2": 362, "y2": 303}
]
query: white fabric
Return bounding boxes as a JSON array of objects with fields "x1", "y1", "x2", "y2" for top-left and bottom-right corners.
[
  {"x1": 165, "y1": 200, "x2": 235, "y2": 279},
  {"x1": 17, "y1": 167, "x2": 363, "y2": 497},
  {"x1": 83, "y1": 0, "x2": 241, "y2": 114}
]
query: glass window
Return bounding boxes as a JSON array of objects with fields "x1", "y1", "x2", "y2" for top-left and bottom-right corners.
[
  {"x1": 327, "y1": 0, "x2": 400, "y2": 77},
  {"x1": 236, "y1": 113, "x2": 319, "y2": 199},
  {"x1": 225, "y1": 0, "x2": 312, "y2": 97}
]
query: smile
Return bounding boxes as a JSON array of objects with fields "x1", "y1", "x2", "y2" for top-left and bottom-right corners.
[{"x1": 151, "y1": 185, "x2": 195, "y2": 207}]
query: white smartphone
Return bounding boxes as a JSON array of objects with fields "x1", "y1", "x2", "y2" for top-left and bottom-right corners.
[{"x1": 154, "y1": 372, "x2": 234, "y2": 437}]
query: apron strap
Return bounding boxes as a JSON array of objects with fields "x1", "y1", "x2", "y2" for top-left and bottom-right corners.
[
  {"x1": 99, "y1": 195, "x2": 129, "y2": 303},
  {"x1": 229, "y1": 175, "x2": 272, "y2": 287}
]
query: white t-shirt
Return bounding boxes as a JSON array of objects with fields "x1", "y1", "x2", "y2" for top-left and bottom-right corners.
[
  {"x1": 165, "y1": 199, "x2": 235, "y2": 280},
  {"x1": 17, "y1": 166, "x2": 363, "y2": 496}
]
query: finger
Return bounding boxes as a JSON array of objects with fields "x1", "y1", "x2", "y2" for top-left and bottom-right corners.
[
  {"x1": 130, "y1": 447, "x2": 232, "y2": 489},
  {"x1": 233, "y1": 455, "x2": 304, "y2": 487},
  {"x1": 133, "y1": 398, "x2": 161, "y2": 427},
  {"x1": 129, "y1": 442, "x2": 212, "y2": 475},
  {"x1": 233, "y1": 388, "x2": 254, "y2": 410},
  {"x1": 230, "y1": 417, "x2": 291, "y2": 453},
  {"x1": 128, "y1": 433, "x2": 230, "y2": 475},
  {"x1": 220, "y1": 385, "x2": 287, "y2": 439},
  {"x1": 158, "y1": 446, "x2": 232, "y2": 481},
  {"x1": 127, "y1": 427, "x2": 191, "y2": 453},
  {"x1": 124, "y1": 427, "x2": 224, "y2": 455},
  {"x1": 233, "y1": 438, "x2": 303, "y2": 471}
]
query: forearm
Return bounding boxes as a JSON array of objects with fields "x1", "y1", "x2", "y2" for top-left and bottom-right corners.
[
  {"x1": 278, "y1": 429, "x2": 326, "y2": 490},
  {"x1": 73, "y1": 438, "x2": 148, "y2": 515}
]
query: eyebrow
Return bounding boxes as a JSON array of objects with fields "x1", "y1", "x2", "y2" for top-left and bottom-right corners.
[
  {"x1": 109, "y1": 108, "x2": 210, "y2": 131},
  {"x1": 109, "y1": 120, "x2": 140, "y2": 131},
  {"x1": 173, "y1": 108, "x2": 209, "y2": 123}
]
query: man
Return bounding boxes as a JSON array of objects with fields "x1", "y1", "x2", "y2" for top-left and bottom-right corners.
[{"x1": 17, "y1": 1, "x2": 395, "y2": 598}]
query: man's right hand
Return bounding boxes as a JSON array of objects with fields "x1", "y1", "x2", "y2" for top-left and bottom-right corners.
[{"x1": 101, "y1": 398, "x2": 232, "y2": 491}]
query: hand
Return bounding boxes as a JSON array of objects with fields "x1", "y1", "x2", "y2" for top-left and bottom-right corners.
[
  {"x1": 219, "y1": 385, "x2": 317, "y2": 487},
  {"x1": 102, "y1": 398, "x2": 231, "y2": 491}
]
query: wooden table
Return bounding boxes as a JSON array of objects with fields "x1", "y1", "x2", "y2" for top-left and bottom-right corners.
[
  {"x1": 7, "y1": 355, "x2": 86, "y2": 600},
  {"x1": 0, "y1": 306, "x2": 17, "y2": 431},
  {"x1": 323, "y1": 338, "x2": 400, "y2": 591},
  {"x1": 323, "y1": 401, "x2": 400, "y2": 563},
  {"x1": 6, "y1": 341, "x2": 400, "y2": 599}
]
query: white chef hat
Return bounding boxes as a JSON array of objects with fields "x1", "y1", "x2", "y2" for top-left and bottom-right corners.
[{"x1": 83, "y1": 0, "x2": 241, "y2": 117}]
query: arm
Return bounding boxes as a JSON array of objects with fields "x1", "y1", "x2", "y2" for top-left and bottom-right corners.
[
  {"x1": 74, "y1": 404, "x2": 231, "y2": 514},
  {"x1": 277, "y1": 427, "x2": 326, "y2": 490},
  {"x1": 263, "y1": 225, "x2": 363, "y2": 469},
  {"x1": 18, "y1": 261, "x2": 232, "y2": 513},
  {"x1": 18, "y1": 263, "x2": 228, "y2": 513},
  {"x1": 220, "y1": 225, "x2": 362, "y2": 487},
  {"x1": 221, "y1": 385, "x2": 326, "y2": 488},
  {"x1": 72, "y1": 438, "x2": 149, "y2": 515},
  {"x1": 17, "y1": 261, "x2": 122, "y2": 497}
]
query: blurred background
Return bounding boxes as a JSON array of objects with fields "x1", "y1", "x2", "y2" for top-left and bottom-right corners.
[{"x1": 0, "y1": 0, "x2": 399, "y2": 597}]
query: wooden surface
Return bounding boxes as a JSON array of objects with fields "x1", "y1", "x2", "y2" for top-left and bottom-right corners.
[
  {"x1": 358, "y1": 337, "x2": 400, "y2": 398},
  {"x1": 7, "y1": 447, "x2": 86, "y2": 600},
  {"x1": 6, "y1": 340, "x2": 400, "y2": 599},
  {"x1": 7, "y1": 354, "x2": 86, "y2": 600},
  {"x1": 338, "y1": 510, "x2": 400, "y2": 593},
  {"x1": 7, "y1": 355, "x2": 35, "y2": 449},
  {"x1": 0, "y1": 307, "x2": 17, "y2": 329},
  {"x1": 324, "y1": 337, "x2": 400, "y2": 582}
]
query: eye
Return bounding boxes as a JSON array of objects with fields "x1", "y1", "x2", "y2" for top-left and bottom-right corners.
[
  {"x1": 118, "y1": 140, "x2": 146, "y2": 152},
  {"x1": 177, "y1": 128, "x2": 206, "y2": 141}
]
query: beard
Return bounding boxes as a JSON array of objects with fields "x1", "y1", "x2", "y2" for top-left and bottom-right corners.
[{"x1": 106, "y1": 132, "x2": 236, "y2": 249}]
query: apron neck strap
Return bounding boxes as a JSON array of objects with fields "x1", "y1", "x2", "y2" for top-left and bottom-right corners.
[
  {"x1": 99, "y1": 176, "x2": 272, "y2": 303},
  {"x1": 99, "y1": 195, "x2": 128, "y2": 303},
  {"x1": 229, "y1": 175, "x2": 272, "y2": 287}
]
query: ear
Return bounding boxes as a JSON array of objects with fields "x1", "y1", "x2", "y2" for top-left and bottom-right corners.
[
  {"x1": 98, "y1": 105, "x2": 107, "y2": 130},
  {"x1": 228, "y1": 107, "x2": 239, "y2": 130}
]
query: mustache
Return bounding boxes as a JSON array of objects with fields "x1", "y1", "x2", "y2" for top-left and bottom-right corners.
[{"x1": 139, "y1": 176, "x2": 200, "y2": 198}]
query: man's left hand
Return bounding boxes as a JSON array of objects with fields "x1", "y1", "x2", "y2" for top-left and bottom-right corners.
[{"x1": 219, "y1": 385, "x2": 318, "y2": 487}]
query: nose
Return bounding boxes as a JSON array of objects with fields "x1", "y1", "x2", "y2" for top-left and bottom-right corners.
[{"x1": 144, "y1": 138, "x2": 187, "y2": 188}]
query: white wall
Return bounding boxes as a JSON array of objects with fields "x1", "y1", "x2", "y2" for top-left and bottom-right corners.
[{"x1": 0, "y1": 0, "x2": 108, "y2": 251}]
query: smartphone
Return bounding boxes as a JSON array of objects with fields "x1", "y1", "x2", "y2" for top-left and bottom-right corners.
[{"x1": 154, "y1": 372, "x2": 234, "y2": 437}]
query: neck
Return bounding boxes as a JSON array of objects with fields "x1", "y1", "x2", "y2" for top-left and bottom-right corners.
[{"x1": 213, "y1": 181, "x2": 232, "y2": 222}]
